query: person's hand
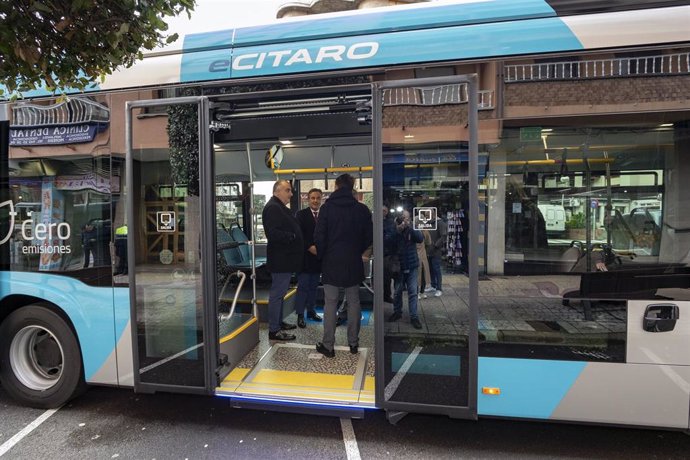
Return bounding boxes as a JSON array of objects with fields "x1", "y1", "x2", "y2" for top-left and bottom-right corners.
[
  {"x1": 362, "y1": 254, "x2": 370, "y2": 263},
  {"x1": 595, "y1": 261, "x2": 608, "y2": 271},
  {"x1": 308, "y1": 245, "x2": 317, "y2": 255}
]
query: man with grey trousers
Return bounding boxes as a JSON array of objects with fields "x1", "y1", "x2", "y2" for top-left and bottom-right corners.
[{"x1": 314, "y1": 174, "x2": 373, "y2": 357}]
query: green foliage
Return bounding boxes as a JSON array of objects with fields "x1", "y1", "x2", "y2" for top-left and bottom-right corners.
[
  {"x1": 566, "y1": 212, "x2": 586, "y2": 229},
  {"x1": 0, "y1": 0, "x2": 195, "y2": 96},
  {"x1": 167, "y1": 100, "x2": 199, "y2": 196}
]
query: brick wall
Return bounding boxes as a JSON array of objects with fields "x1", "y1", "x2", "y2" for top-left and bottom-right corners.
[
  {"x1": 382, "y1": 106, "x2": 493, "y2": 128},
  {"x1": 505, "y1": 75, "x2": 690, "y2": 107}
]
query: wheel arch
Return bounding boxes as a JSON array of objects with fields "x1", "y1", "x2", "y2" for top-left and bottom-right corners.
[
  {"x1": 0, "y1": 295, "x2": 80, "y2": 338},
  {"x1": 0, "y1": 273, "x2": 120, "y2": 382}
]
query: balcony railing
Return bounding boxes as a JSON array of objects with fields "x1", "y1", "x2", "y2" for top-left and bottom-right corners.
[
  {"x1": 383, "y1": 84, "x2": 494, "y2": 109},
  {"x1": 505, "y1": 52, "x2": 690, "y2": 83},
  {"x1": 11, "y1": 97, "x2": 110, "y2": 127}
]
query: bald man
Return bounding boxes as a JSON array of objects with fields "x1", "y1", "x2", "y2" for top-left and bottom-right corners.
[{"x1": 262, "y1": 180, "x2": 303, "y2": 341}]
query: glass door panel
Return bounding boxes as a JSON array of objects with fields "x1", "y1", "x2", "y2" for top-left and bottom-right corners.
[
  {"x1": 375, "y1": 76, "x2": 479, "y2": 416},
  {"x1": 127, "y1": 96, "x2": 211, "y2": 392}
]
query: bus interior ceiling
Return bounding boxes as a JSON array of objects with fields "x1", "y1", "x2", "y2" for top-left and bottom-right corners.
[{"x1": 212, "y1": 95, "x2": 377, "y2": 407}]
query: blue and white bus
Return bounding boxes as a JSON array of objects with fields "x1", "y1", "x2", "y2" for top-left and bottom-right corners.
[{"x1": 1, "y1": 0, "x2": 690, "y2": 429}]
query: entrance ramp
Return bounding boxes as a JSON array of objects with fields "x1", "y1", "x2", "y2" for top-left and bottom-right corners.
[{"x1": 216, "y1": 342, "x2": 375, "y2": 417}]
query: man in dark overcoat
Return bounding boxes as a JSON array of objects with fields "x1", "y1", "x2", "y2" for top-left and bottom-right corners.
[
  {"x1": 262, "y1": 180, "x2": 302, "y2": 341},
  {"x1": 314, "y1": 174, "x2": 373, "y2": 357},
  {"x1": 295, "y1": 188, "x2": 324, "y2": 328}
]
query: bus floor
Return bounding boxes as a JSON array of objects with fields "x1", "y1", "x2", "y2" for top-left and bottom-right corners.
[{"x1": 216, "y1": 309, "x2": 376, "y2": 407}]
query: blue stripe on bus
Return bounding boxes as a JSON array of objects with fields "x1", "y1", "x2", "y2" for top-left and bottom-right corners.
[
  {"x1": 0, "y1": 272, "x2": 124, "y2": 381},
  {"x1": 230, "y1": 0, "x2": 557, "y2": 48},
  {"x1": 180, "y1": 17, "x2": 582, "y2": 83},
  {"x1": 183, "y1": 29, "x2": 234, "y2": 51},
  {"x1": 392, "y1": 352, "x2": 461, "y2": 377},
  {"x1": 478, "y1": 357, "x2": 586, "y2": 419}
]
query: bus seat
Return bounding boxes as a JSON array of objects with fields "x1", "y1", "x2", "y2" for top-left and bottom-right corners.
[
  {"x1": 230, "y1": 225, "x2": 252, "y2": 261},
  {"x1": 217, "y1": 228, "x2": 245, "y2": 267},
  {"x1": 227, "y1": 224, "x2": 267, "y2": 267}
]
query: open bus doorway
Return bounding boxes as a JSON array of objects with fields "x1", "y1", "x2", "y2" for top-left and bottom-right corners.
[
  {"x1": 125, "y1": 78, "x2": 479, "y2": 419},
  {"x1": 209, "y1": 86, "x2": 377, "y2": 412}
]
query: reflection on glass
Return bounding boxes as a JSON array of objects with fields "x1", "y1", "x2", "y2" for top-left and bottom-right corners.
[
  {"x1": 381, "y1": 83, "x2": 471, "y2": 407},
  {"x1": 131, "y1": 99, "x2": 205, "y2": 388},
  {"x1": 480, "y1": 122, "x2": 686, "y2": 363},
  {"x1": 5, "y1": 157, "x2": 113, "y2": 276}
]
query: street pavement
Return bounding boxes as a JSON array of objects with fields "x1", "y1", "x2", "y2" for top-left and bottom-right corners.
[{"x1": 2, "y1": 385, "x2": 690, "y2": 459}]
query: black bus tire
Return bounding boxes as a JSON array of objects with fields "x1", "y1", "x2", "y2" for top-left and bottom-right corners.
[{"x1": 0, "y1": 304, "x2": 86, "y2": 409}]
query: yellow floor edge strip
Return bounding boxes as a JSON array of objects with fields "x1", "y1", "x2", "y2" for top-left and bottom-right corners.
[
  {"x1": 233, "y1": 386, "x2": 361, "y2": 403},
  {"x1": 219, "y1": 317, "x2": 257, "y2": 344},
  {"x1": 251, "y1": 369, "x2": 355, "y2": 389}
]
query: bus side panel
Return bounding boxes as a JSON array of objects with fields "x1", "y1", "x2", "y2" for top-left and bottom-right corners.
[
  {"x1": 478, "y1": 358, "x2": 690, "y2": 428},
  {"x1": 88, "y1": 287, "x2": 133, "y2": 387},
  {"x1": 0, "y1": 272, "x2": 124, "y2": 385},
  {"x1": 477, "y1": 357, "x2": 586, "y2": 419},
  {"x1": 114, "y1": 286, "x2": 134, "y2": 387},
  {"x1": 551, "y1": 362, "x2": 690, "y2": 428}
]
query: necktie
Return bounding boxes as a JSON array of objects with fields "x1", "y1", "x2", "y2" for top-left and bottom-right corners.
[{"x1": 313, "y1": 211, "x2": 318, "y2": 222}]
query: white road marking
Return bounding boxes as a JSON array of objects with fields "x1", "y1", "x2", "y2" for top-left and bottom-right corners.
[
  {"x1": 139, "y1": 343, "x2": 204, "y2": 374},
  {"x1": 384, "y1": 346, "x2": 423, "y2": 400},
  {"x1": 0, "y1": 408, "x2": 59, "y2": 457},
  {"x1": 340, "y1": 418, "x2": 362, "y2": 460}
]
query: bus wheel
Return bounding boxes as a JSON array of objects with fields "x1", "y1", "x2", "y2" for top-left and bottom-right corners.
[{"x1": 0, "y1": 304, "x2": 85, "y2": 409}]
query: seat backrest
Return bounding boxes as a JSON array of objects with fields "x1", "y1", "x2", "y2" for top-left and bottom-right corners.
[
  {"x1": 230, "y1": 225, "x2": 251, "y2": 261},
  {"x1": 560, "y1": 245, "x2": 582, "y2": 273},
  {"x1": 217, "y1": 227, "x2": 244, "y2": 266}
]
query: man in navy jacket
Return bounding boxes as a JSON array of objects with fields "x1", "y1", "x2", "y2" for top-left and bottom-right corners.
[
  {"x1": 314, "y1": 174, "x2": 373, "y2": 357},
  {"x1": 262, "y1": 180, "x2": 302, "y2": 341},
  {"x1": 294, "y1": 188, "x2": 324, "y2": 328}
]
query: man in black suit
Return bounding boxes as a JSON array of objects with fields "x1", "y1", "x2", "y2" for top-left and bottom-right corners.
[
  {"x1": 262, "y1": 180, "x2": 302, "y2": 341},
  {"x1": 295, "y1": 188, "x2": 324, "y2": 328},
  {"x1": 314, "y1": 174, "x2": 373, "y2": 357}
]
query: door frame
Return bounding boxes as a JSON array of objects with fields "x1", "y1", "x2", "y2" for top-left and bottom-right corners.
[
  {"x1": 372, "y1": 75, "x2": 480, "y2": 419},
  {"x1": 126, "y1": 96, "x2": 215, "y2": 395}
]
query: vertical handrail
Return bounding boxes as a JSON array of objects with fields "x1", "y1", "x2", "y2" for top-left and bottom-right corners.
[{"x1": 245, "y1": 142, "x2": 258, "y2": 319}]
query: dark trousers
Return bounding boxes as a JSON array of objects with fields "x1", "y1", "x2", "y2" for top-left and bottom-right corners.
[
  {"x1": 268, "y1": 272, "x2": 292, "y2": 333},
  {"x1": 383, "y1": 267, "x2": 393, "y2": 301},
  {"x1": 295, "y1": 272, "x2": 320, "y2": 315},
  {"x1": 83, "y1": 242, "x2": 94, "y2": 268},
  {"x1": 115, "y1": 237, "x2": 128, "y2": 274}
]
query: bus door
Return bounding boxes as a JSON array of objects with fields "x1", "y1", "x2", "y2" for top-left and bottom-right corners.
[
  {"x1": 126, "y1": 96, "x2": 217, "y2": 395},
  {"x1": 374, "y1": 75, "x2": 480, "y2": 421}
]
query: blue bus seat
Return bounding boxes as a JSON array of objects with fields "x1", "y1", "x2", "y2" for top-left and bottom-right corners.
[
  {"x1": 219, "y1": 225, "x2": 266, "y2": 268},
  {"x1": 217, "y1": 227, "x2": 245, "y2": 267}
]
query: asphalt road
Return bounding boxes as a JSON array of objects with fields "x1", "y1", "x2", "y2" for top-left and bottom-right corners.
[{"x1": 2, "y1": 386, "x2": 689, "y2": 459}]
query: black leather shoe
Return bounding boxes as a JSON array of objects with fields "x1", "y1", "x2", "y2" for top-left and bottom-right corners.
[
  {"x1": 280, "y1": 321, "x2": 297, "y2": 330},
  {"x1": 349, "y1": 345, "x2": 358, "y2": 354},
  {"x1": 297, "y1": 315, "x2": 306, "y2": 328},
  {"x1": 411, "y1": 317, "x2": 423, "y2": 329},
  {"x1": 316, "y1": 342, "x2": 335, "y2": 358},
  {"x1": 269, "y1": 330, "x2": 296, "y2": 341},
  {"x1": 307, "y1": 311, "x2": 322, "y2": 322},
  {"x1": 383, "y1": 296, "x2": 394, "y2": 303},
  {"x1": 387, "y1": 311, "x2": 402, "y2": 322}
]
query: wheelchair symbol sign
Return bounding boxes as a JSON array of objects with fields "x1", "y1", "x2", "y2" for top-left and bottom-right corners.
[{"x1": 414, "y1": 207, "x2": 437, "y2": 230}]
